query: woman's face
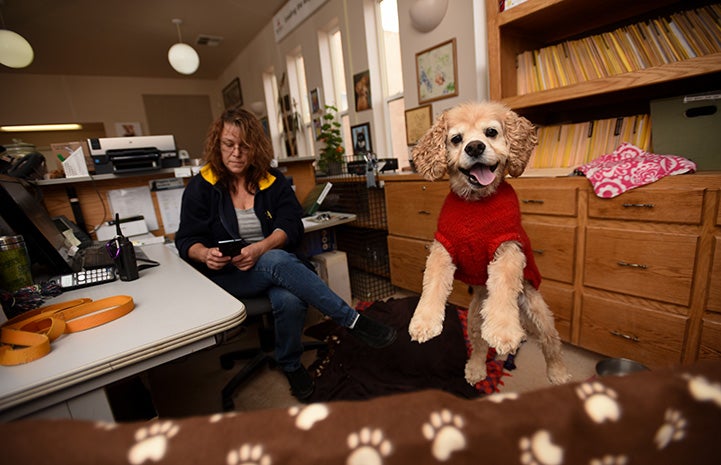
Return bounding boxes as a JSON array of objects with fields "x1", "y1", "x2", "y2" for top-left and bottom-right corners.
[{"x1": 220, "y1": 123, "x2": 250, "y2": 176}]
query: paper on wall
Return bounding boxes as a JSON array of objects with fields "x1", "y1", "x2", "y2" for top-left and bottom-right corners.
[{"x1": 107, "y1": 186, "x2": 159, "y2": 230}]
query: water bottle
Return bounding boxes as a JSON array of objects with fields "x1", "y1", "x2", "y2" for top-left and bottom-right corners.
[{"x1": 0, "y1": 235, "x2": 34, "y2": 292}]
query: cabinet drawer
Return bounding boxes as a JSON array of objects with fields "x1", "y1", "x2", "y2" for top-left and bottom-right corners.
[
  {"x1": 385, "y1": 181, "x2": 448, "y2": 240},
  {"x1": 587, "y1": 188, "x2": 704, "y2": 224},
  {"x1": 512, "y1": 185, "x2": 577, "y2": 216},
  {"x1": 580, "y1": 293, "x2": 687, "y2": 367},
  {"x1": 387, "y1": 235, "x2": 473, "y2": 309},
  {"x1": 584, "y1": 227, "x2": 697, "y2": 306},
  {"x1": 539, "y1": 282, "x2": 573, "y2": 342},
  {"x1": 709, "y1": 236, "x2": 721, "y2": 313},
  {"x1": 524, "y1": 221, "x2": 576, "y2": 284},
  {"x1": 699, "y1": 317, "x2": 721, "y2": 360}
]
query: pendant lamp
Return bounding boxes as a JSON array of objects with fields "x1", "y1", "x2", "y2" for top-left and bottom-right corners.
[
  {"x1": 0, "y1": 2, "x2": 33, "y2": 68},
  {"x1": 168, "y1": 18, "x2": 199, "y2": 75}
]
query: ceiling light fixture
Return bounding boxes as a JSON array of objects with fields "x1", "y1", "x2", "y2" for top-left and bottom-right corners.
[
  {"x1": 409, "y1": 0, "x2": 449, "y2": 33},
  {"x1": 1, "y1": 123, "x2": 83, "y2": 132},
  {"x1": 0, "y1": 0, "x2": 34, "y2": 68},
  {"x1": 168, "y1": 18, "x2": 199, "y2": 75}
]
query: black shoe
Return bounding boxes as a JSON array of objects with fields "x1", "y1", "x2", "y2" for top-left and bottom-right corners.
[
  {"x1": 349, "y1": 314, "x2": 397, "y2": 349},
  {"x1": 284, "y1": 366, "x2": 314, "y2": 401}
]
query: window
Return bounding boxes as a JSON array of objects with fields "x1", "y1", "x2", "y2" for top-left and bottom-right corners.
[
  {"x1": 286, "y1": 51, "x2": 312, "y2": 157},
  {"x1": 318, "y1": 27, "x2": 350, "y2": 158},
  {"x1": 377, "y1": 0, "x2": 409, "y2": 169},
  {"x1": 262, "y1": 68, "x2": 283, "y2": 159}
]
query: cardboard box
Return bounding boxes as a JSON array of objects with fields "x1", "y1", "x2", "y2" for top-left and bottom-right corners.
[
  {"x1": 50, "y1": 141, "x2": 95, "y2": 173},
  {"x1": 650, "y1": 91, "x2": 721, "y2": 170}
]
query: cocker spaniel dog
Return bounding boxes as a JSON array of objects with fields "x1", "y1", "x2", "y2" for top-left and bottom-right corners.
[{"x1": 408, "y1": 101, "x2": 571, "y2": 386}]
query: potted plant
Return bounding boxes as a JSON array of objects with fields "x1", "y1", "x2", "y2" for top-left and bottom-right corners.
[{"x1": 317, "y1": 104, "x2": 345, "y2": 174}]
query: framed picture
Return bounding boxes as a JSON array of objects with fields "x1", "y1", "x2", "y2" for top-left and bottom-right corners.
[
  {"x1": 351, "y1": 123, "x2": 372, "y2": 155},
  {"x1": 260, "y1": 117, "x2": 270, "y2": 137},
  {"x1": 309, "y1": 88, "x2": 322, "y2": 114},
  {"x1": 353, "y1": 70, "x2": 371, "y2": 112},
  {"x1": 415, "y1": 38, "x2": 458, "y2": 104},
  {"x1": 404, "y1": 104, "x2": 433, "y2": 145},
  {"x1": 223, "y1": 78, "x2": 243, "y2": 109},
  {"x1": 312, "y1": 116, "x2": 322, "y2": 140}
]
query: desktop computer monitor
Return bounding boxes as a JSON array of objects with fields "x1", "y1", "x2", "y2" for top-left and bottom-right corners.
[{"x1": 0, "y1": 175, "x2": 75, "y2": 274}]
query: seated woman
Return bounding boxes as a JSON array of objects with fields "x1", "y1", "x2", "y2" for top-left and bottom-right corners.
[{"x1": 175, "y1": 108, "x2": 397, "y2": 401}]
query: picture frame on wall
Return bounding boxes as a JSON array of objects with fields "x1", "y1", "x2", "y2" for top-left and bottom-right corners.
[
  {"x1": 312, "y1": 116, "x2": 322, "y2": 140},
  {"x1": 223, "y1": 78, "x2": 243, "y2": 109},
  {"x1": 260, "y1": 117, "x2": 270, "y2": 137},
  {"x1": 353, "y1": 70, "x2": 371, "y2": 112},
  {"x1": 404, "y1": 104, "x2": 433, "y2": 145},
  {"x1": 309, "y1": 88, "x2": 322, "y2": 114},
  {"x1": 415, "y1": 38, "x2": 458, "y2": 104},
  {"x1": 351, "y1": 123, "x2": 372, "y2": 155}
]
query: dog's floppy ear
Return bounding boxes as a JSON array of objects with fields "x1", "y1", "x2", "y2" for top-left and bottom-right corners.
[
  {"x1": 504, "y1": 110, "x2": 538, "y2": 178},
  {"x1": 411, "y1": 111, "x2": 449, "y2": 181}
]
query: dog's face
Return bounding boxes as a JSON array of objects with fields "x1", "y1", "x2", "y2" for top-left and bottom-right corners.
[{"x1": 411, "y1": 101, "x2": 538, "y2": 201}]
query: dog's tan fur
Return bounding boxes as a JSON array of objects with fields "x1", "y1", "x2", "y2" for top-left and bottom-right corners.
[{"x1": 408, "y1": 101, "x2": 571, "y2": 385}]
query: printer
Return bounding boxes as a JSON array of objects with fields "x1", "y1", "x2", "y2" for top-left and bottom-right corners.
[{"x1": 87, "y1": 135, "x2": 181, "y2": 174}]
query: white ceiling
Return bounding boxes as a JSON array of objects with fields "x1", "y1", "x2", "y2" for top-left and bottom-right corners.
[{"x1": 0, "y1": 0, "x2": 287, "y2": 79}]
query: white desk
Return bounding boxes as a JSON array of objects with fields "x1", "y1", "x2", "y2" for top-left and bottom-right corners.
[{"x1": 0, "y1": 243, "x2": 245, "y2": 422}]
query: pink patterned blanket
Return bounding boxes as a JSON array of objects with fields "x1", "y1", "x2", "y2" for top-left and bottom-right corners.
[{"x1": 576, "y1": 143, "x2": 696, "y2": 198}]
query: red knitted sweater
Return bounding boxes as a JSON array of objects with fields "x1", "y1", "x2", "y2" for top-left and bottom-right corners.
[{"x1": 434, "y1": 182, "x2": 541, "y2": 288}]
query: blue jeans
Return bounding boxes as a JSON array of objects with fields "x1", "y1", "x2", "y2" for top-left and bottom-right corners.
[{"x1": 211, "y1": 249, "x2": 358, "y2": 372}]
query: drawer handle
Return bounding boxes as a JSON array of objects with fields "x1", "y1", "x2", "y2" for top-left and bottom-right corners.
[
  {"x1": 522, "y1": 199, "x2": 545, "y2": 204},
  {"x1": 610, "y1": 330, "x2": 640, "y2": 342},
  {"x1": 622, "y1": 203, "x2": 655, "y2": 209},
  {"x1": 617, "y1": 261, "x2": 648, "y2": 270},
  {"x1": 417, "y1": 210, "x2": 431, "y2": 215},
  {"x1": 533, "y1": 249, "x2": 545, "y2": 255}
]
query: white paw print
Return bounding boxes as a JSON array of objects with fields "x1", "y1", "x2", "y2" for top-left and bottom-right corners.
[
  {"x1": 127, "y1": 421, "x2": 180, "y2": 465},
  {"x1": 288, "y1": 404, "x2": 329, "y2": 430},
  {"x1": 422, "y1": 409, "x2": 466, "y2": 461},
  {"x1": 654, "y1": 408, "x2": 687, "y2": 450},
  {"x1": 346, "y1": 427, "x2": 392, "y2": 465},
  {"x1": 519, "y1": 430, "x2": 563, "y2": 465},
  {"x1": 576, "y1": 382, "x2": 620, "y2": 423},
  {"x1": 210, "y1": 412, "x2": 237, "y2": 423},
  {"x1": 227, "y1": 444, "x2": 271, "y2": 465},
  {"x1": 483, "y1": 392, "x2": 519, "y2": 404},
  {"x1": 685, "y1": 374, "x2": 721, "y2": 407},
  {"x1": 95, "y1": 421, "x2": 117, "y2": 430},
  {"x1": 589, "y1": 454, "x2": 628, "y2": 465}
]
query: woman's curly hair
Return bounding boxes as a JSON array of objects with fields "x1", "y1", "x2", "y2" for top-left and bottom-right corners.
[{"x1": 203, "y1": 107, "x2": 273, "y2": 194}]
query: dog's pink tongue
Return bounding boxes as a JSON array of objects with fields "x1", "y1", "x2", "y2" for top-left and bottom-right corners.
[{"x1": 470, "y1": 165, "x2": 496, "y2": 186}]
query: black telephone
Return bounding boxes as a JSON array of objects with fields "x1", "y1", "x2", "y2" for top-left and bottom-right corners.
[{"x1": 8, "y1": 152, "x2": 46, "y2": 180}]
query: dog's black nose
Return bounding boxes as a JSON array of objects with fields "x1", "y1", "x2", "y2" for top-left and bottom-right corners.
[{"x1": 465, "y1": 141, "x2": 486, "y2": 158}]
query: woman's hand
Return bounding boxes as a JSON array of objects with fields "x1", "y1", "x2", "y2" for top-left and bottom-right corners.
[
  {"x1": 205, "y1": 247, "x2": 232, "y2": 270},
  {"x1": 232, "y1": 242, "x2": 264, "y2": 271}
]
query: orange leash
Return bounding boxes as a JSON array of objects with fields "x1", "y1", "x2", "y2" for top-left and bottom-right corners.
[{"x1": 0, "y1": 295, "x2": 134, "y2": 366}]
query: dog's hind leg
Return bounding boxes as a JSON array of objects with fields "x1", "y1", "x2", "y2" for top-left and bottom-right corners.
[
  {"x1": 465, "y1": 288, "x2": 490, "y2": 384},
  {"x1": 480, "y1": 242, "x2": 526, "y2": 355},
  {"x1": 409, "y1": 241, "x2": 456, "y2": 343},
  {"x1": 520, "y1": 284, "x2": 572, "y2": 385}
]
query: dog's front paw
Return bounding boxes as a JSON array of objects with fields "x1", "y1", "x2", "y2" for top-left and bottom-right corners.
[
  {"x1": 482, "y1": 325, "x2": 525, "y2": 356},
  {"x1": 408, "y1": 314, "x2": 443, "y2": 343},
  {"x1": 547, "y1": 361, "x2": 572, "y2": 385}
]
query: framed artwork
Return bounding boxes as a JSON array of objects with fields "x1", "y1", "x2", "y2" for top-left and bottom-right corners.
[
  {"x1": 351, "y1": 123, "x2": 372, "y2": 155},
  {"x1": 223, "y1": 78, "x2": 243, "y2": 109},
  {"x1": 404, "y1": 104, "x2": 433, "y2": 145},
  {"x1": 260, "y1": 117, "x2": 270, "y2": 137},
  {"x1": 309, "y1": 88, "x2": 322, "y2": 114},
  {"x1": 353, "y1": 70, "x2": 371, "y2": 112},
  {"x1": 312, "y1": 116, "x2": 322, "y2": 140},
  {"x1": 415, "y1": 38, "x2": 458, "y2": 104}
]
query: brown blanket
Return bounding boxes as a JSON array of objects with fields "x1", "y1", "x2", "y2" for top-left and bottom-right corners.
[{"x1": 2, "y1": 360, "x2": 720, "y2": 464}]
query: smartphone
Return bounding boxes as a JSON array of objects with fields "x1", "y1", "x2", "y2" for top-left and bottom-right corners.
[{"x1": 218, "y1": 238, "x2": 249, "y2": 256}]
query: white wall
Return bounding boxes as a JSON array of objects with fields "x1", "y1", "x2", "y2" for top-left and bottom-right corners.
[{"x1": 0, "y1": 0, "x2": 487, "y2": 159}]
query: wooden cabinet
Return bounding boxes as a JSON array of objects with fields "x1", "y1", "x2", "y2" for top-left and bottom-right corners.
[{"x1": 384, "y1": 173, "x2": 721, "y2": 367}]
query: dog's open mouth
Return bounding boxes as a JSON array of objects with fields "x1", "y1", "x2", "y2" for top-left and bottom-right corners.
[{"x1": 459, "y1": 163, "x2": 498, "y2": 186}]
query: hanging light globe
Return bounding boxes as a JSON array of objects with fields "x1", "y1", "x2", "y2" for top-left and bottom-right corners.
[
  {"x1": 168, "y1": 42, "x2": 199, "y2": 75},
  {"x1": 0, "y1": 28, "x2": 34, "y2": 68}
]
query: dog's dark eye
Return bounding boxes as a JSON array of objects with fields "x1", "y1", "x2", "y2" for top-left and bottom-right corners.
[
  {"x1": 450, "y1": 134, "x2": 462, "y2": 145},
  {"x1": 485, "y1": 128, "x2": 498, "y2": 138}
]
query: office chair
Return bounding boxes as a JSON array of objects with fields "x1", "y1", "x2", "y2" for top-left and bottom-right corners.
[{"x1": 219, "y1": 296, "x2": 326, "y2": 411}]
